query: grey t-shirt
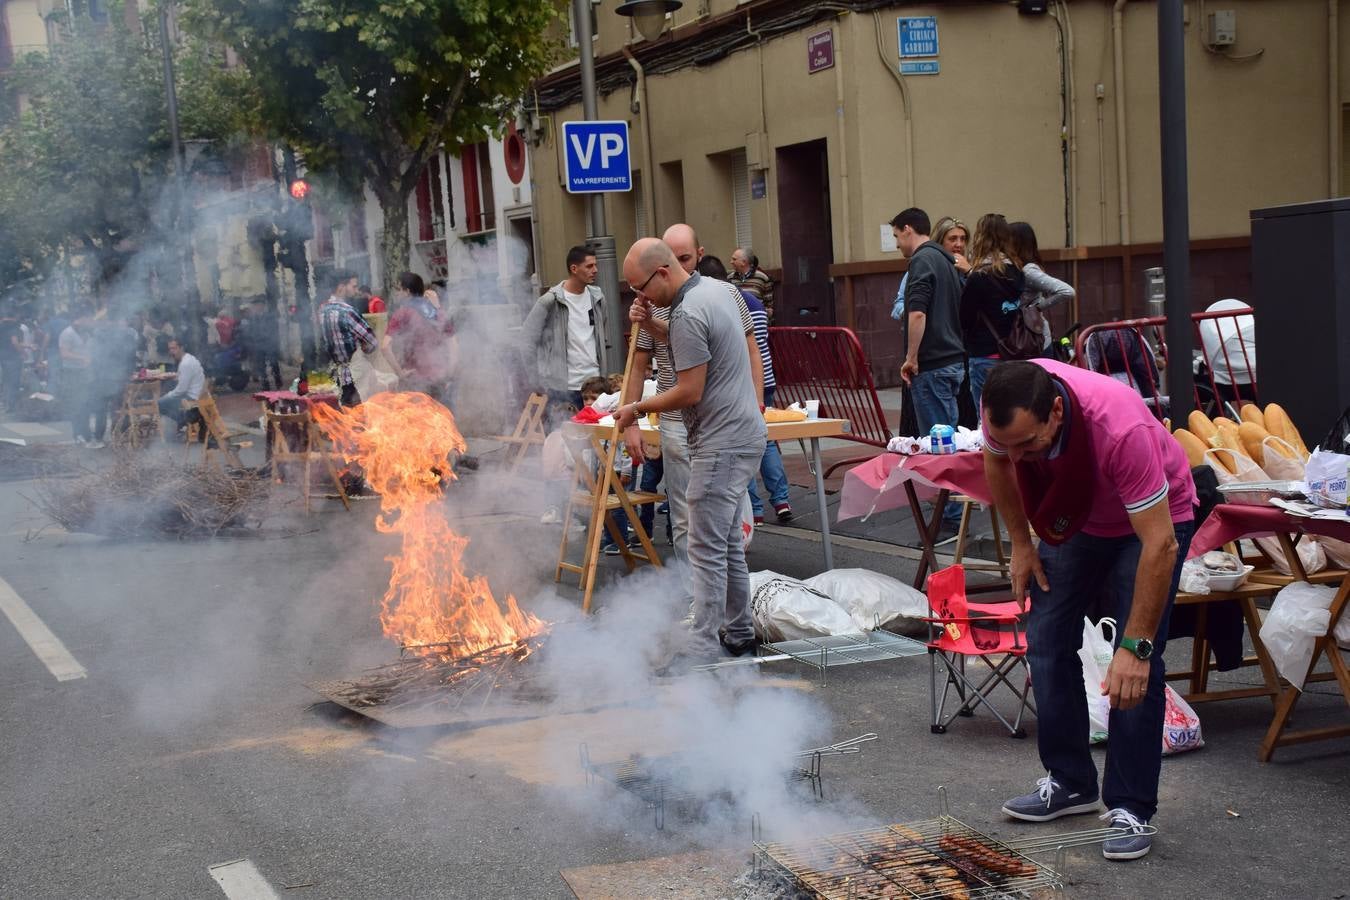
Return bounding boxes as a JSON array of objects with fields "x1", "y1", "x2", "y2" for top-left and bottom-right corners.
[{"x1": 668, "y1": 273, "x2": 767, "y2": 454}]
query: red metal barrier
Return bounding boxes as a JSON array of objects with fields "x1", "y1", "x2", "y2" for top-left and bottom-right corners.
[
  {"x1": 1073, "y1": 306, "x2": 1258, "y2": 421},
  {"x1": 767, "y1": 326, "x2": 892, "y2": 476}
]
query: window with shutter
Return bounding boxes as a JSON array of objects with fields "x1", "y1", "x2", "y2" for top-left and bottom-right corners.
[
  {"x1": 633, "y1": 171, "x2": 647, "y2": 237},
  {"x1": 731, "y1": 149, "x2": 752, "y2": 251}
]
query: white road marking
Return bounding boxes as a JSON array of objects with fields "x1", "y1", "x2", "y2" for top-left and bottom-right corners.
[
  {"x1": 0, "y1": 575, "x2": 86, "y2": 681},
  {"x1": 208, "y1": 859, "x2": 282, "y2": 900}
]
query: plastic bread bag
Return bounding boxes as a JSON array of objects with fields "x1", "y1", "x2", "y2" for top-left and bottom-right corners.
[
  {"x1": 749, "y1": 570, "x2": 855, "y2": 642},
  {"x1": 1259, "y1": 582, "x2": 1336, "y2": 689}
]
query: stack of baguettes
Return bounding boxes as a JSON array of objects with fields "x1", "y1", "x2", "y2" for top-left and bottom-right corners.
[{"x1": 1171, "y1": 403, "x2": 1309, "y2": 475}]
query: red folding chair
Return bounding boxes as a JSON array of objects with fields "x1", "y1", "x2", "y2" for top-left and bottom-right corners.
[{"x1": 925, "y1": 565, "x2": 1036, "y2": 738}]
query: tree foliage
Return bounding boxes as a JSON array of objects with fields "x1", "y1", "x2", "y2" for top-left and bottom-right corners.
[
  {"x1": 0, "y1": 6, "x2": 261, "y2": 292},
  {"x1": 180, "y1": 0, "x2": 565, "y2": 286}
]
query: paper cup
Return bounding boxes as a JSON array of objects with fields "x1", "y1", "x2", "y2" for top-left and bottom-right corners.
[{"x1": 805, "y1": 400, "x2": 820, "y2": 419}]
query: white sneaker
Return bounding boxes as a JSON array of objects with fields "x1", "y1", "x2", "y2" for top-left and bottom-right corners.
[{"x1": 86, "y1": 440, "x2": 105, "y2": 450}]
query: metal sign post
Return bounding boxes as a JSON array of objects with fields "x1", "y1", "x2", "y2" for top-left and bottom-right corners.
[
  {"x1": 1158, "y1": 0, "x2": 1195, "y2": 421},
  {"x1": 572, "y1": 0, "x2": 624, "y2": 368}
]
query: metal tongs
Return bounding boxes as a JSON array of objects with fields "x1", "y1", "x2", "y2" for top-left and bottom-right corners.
[{"x1": 794, "y1": 732, "x2": 879, "y2": 759}]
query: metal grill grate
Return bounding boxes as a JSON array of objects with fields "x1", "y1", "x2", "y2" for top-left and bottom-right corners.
[{"x1": 755, "y1": 817, "x2": 1063, "y2": 899}]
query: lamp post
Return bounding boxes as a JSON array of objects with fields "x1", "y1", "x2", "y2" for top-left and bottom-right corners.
[
  {"x1": 1157, "y1": 0, "x2": 1194, "y2": 420},
  {"x1": 573, "y1": 0, "x2": 680, "y2": 365},
  {"x1": 158, "y1": 3, "x2": 205, "y2": 352}
]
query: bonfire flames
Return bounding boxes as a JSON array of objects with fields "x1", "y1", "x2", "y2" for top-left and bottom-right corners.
[{"x1": 312, "y1": 393, "x2": 548, "y2": 708}]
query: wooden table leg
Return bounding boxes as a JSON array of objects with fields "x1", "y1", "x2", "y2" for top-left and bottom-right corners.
[
  {"x1": 906, "y1": 482, "x2": 948, "y2": 590},
  {"x1": 1258, "y1": 577, "x2": 1350, "y2": 761}
]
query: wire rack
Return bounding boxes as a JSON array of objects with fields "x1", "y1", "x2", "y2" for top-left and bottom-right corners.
[
  {"x1": 752, "y1": 788, "x2": 1159, "y2": 899},
  {"x1": 751, "y1": 631, "x2": 929, "y2": 685},
  {"x1": 754, "y1": 818, "x2": 1060, "y2": 899}
]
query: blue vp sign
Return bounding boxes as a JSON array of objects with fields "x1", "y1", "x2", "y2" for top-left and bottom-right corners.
[{"x1": 562, "y1": 120, "x2": 632, "y2": 194}]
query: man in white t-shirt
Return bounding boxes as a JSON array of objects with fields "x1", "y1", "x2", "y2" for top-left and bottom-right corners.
[{"x1": 522, "y1": 244, "x2": 611, "y2": 424}]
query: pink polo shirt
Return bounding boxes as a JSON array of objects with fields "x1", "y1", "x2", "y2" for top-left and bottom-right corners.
[{"x1": 986, "y1": 360, "x2": 1196, "y2": 537}]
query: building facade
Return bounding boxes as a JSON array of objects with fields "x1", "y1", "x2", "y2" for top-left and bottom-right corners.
[{"x1": 529, "y1": 0, "x2": 1346, "y2": 386}]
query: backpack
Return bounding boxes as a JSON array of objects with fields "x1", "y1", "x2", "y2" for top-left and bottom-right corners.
[{"x1": 979, "y1": 308, "x2": 1042, "y2": 361}]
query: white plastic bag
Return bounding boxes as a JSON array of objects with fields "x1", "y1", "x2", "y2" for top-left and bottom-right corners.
[
  {"x1": 1261, "y1": 436, "x2": 1305, "y2": 482},
  {"x1": 1306, "y1": 449, "x2": 1350, "y2": 506},
  {"x1": 738, "y1": 493, "x2": 755, "y2": 551},
  {"x1": 1078, "y1": 617, "x2": 1115, "y2": 744},
  {"x1": 1335, "y1": 606, "x2": 1350, "y2": 650},
  {"x1": 804, "y1": 568, "x2": 930, "y2": 635},
  {"x1": 350, "y1": 348, "x2": 399, "y2": 400},
  {"x1": 749, "y1": 570, "x2": 855, "y2": 642},
  {"x1": 1259, "y1": 582, "x2": 1336, "y2": 689},
  {"x1": 1162, "y1": 687, "x2": 1204, "y2": 755}
]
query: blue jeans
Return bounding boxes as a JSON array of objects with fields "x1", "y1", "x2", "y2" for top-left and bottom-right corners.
[
  {"x1": 967, "y1": 355, "x2": 999, "y2": 415},
  {"x1": 1027, "y1": 520, "x2": 1195, "y2": 821},
  {"x1": 748, "y1": 387, "x2": 790, "y2": 516},
  {"x1": 910, "y1": 361, "x2": 965, "y2": 524},
  {"x1": 638, "y1": 454, "x2": 667, "y2": 539}
]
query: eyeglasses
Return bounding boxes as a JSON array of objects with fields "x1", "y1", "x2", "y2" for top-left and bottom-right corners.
[{"x1": 634, "y1": 265, "x2": 667, "y2": 295}]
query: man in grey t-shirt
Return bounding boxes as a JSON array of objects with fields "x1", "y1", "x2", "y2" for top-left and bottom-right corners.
[{"x1": 616, "y1": 239, "x2": 767, "y2": 671}]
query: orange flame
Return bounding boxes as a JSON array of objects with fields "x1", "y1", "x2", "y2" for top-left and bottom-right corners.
[{"x1": 312, "y1": 393, "x2": 547, "y2": 657}]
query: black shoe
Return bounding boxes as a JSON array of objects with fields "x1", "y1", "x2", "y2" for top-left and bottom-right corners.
[{"x1": 720, "y1": 633, "x2": 760, "y2": 658}]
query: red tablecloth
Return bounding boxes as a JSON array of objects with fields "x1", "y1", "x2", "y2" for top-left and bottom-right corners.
[
  {"x1": 1188, "y1": 504, "x2": 1350, "y2": 558},
  {"x1": 838, "y1": 452, "x2": 990, "y2": 521}
]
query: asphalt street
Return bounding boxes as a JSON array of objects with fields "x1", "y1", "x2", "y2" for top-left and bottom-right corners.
[{"x1": 0, "y1": 452, "x2": 1347, "y2": 899}]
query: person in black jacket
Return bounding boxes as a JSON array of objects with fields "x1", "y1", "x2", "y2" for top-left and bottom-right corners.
[
  {"x1": 960, "y1": 213, "x2": 1026, "y2": 411},
  {"x1": 894, "y1": 207, "x2": 967, "y2": 531}
]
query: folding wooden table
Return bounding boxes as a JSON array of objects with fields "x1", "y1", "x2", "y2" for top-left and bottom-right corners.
[
  {"x1": 1188, "y1": 504, "x2": 1350, "y2": 761},
  {"x1": 558, "y1": 417, "x2": 851, "y2": 611}
]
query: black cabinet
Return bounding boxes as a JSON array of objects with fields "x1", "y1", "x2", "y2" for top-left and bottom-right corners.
[{"x1": 1250, "y1": 199, "x2": 1350, "y2": 443}]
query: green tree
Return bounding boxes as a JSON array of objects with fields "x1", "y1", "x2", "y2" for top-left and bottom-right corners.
[
  {"x1": 0, "y1": 7, "x2": 260, "y2": 292},
  {"x1": 180, "y1": 0, "x2": 564, "y2": 288}
]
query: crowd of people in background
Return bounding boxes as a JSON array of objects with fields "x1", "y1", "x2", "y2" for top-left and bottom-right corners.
[
  {"x1": 0, "y1": 296, "x2": 294, "y2": 446},
  {"x1": 891, "y1": 208, "x2": 1078, "y2": 533}
]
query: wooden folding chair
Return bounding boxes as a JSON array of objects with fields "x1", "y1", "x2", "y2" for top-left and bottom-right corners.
[
  {"x1": 266, "y1": 408, "x2": 350, "y2": 513},
  {"x1": 194, "y1": 394, "x2": 254, "y2": 469},
  {"x1": 554, "y1": 423, "x2": 664, "y2": 613},
  {"x1": 111, "y1": 381, "x2": 165, "y2": 447},
  {"x1": 492, "y1": 392, "x2": 549, "y2": 471}
]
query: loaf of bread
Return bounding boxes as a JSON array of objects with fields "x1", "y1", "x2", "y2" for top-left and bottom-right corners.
[
  {"x1": 1173, "y1": 429, "x2": 1209, "y2": 468},
  {"x1": 1188, "y1": 411, "x2": 1217, "y2": 443},
  {"x1": 1239, "y1": 404, "x2": 1266, "y2": 429},
  {"x1": 1263, "y1": 404, "x2": 1309, "y2": 458},
  {"x1": 1213, "y1": 420, "x2": 1247, "y2": 457},
  {"x1": 1238, "y1": 422, "x2": 1272, "y2": 461}
]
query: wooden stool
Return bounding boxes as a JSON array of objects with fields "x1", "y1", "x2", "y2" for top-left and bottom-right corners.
[
  {"x1": 554, "y1": 424, "x2": 664, "y2": 612},
  {"x1": 491, "y1": 392, "x2": 549, "y2": 471},
  {"x1": 267, "y1": 408, "x2": 350, "y2": 513},
  {"x1": 951, "y1": 496, "x2": 1011, "y2": 580},
  {"x1": 112, "y1": 381, "x2": 165, "y2": 447}
]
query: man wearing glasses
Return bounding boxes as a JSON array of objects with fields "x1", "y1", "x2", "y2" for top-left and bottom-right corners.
[
  {"x1": 615, "y1": 239, "x2": 766, "y2": 672},
  {"x1": 621, "y1": 224, "x2": 763, "y2": 567}
]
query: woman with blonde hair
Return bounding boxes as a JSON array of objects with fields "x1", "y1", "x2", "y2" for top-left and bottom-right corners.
[
  {"x1": 959, "y1": 213, "x2": 1025, "y2": 409},
  {"x1": 932, "y1": 216, "x2": 972, "y2": 278}
]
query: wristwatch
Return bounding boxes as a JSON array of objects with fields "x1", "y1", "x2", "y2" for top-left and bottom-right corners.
[{"x1": 1119, "y1": 636, "x2": 1154, "y2": 660}]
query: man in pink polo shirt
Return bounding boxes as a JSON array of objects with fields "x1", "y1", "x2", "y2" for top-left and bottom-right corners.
[{"x1": 981, "y1": 359, "x2": 1196, "y2": 863}]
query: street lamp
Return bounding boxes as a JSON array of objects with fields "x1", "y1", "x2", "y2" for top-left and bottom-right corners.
[{"x1": 616, "y1": 0, "x2": 682, "y2": 43}]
